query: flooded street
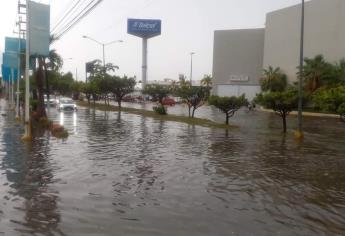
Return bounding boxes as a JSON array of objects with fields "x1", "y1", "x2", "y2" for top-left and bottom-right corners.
[{"x1": 1, "y1": 100, "x2": 345, "y2": 236}]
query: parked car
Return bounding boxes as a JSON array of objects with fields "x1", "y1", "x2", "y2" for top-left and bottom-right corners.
[
  {"x1": 57, "y1": 98, "x2": 77, "y2": 111},
  {"x1": 162, "y1": 97, "x2": 176, "y2": 106},
  {"x1": 123, "y1": 95, "x2": 136, "y2": 102}
]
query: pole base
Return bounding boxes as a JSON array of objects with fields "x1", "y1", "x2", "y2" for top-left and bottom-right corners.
[
  {"x1": 294, "y1": 130, "x2": 304, "y2": 139},
  {"x1": 21, "y1": 135, "x2": 32, "y2": 142}
]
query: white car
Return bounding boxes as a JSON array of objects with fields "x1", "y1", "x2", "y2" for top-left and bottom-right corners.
[{"x1": 57, "y1": 98, "x2": 77, "y2": 111}]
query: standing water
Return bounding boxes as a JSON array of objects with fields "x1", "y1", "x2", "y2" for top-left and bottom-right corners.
[{"x1": 0, "y1": 100, "x2": 345, "y2": 235}]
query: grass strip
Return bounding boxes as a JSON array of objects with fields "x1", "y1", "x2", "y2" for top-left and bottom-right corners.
[{"x1": 77, "y1": 101, "x2": 236, "y2": 130}]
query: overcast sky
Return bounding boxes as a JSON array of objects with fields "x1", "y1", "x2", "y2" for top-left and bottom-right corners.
[{"x1": 0, "y1": 0, "x2": 303, "y2": 82}]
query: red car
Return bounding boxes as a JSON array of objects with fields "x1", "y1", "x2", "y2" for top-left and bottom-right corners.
[{"x1": 162, "y1": 97, "x2": 176, "y2": 106}]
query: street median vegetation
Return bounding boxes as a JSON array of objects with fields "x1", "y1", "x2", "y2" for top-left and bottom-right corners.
[{"x1": 77, "y1": 101, "x2": 236, "y2": 130}]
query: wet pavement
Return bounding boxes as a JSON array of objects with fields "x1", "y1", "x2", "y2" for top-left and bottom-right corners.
[{"x1": 0, "y1": 99, "x2": 345, "y2": 235}]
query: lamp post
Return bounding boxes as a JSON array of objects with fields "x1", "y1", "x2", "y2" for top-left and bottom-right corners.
[
  {"x1": 297, "y1": 0, "x2": 305, "y2": 138},
  {"x1": 82, "y1": 35, "x2": 123, "y2": 68},
  {"x1": 190, "y1": 52, "x2": 195, "y2": 85}
]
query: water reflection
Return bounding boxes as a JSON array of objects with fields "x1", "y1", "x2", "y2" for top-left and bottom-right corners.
[
  {"x1": 1, "y1": 103, "x2": 345, "y2": 235},
  {"x1": 59, "y1": 111, "x2": 78, "y2": 134},
  {"x1": 0, "y1": 111, "x2": 63, "y2": 235}
]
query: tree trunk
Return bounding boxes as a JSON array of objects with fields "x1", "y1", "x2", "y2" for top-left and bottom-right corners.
[
  {"x1": 36, "y1": 58, "x2": 47, "y2": 119},
  {"x1": 117, "y1": 99, "x2": 122, "y2": 110},
  {"x1": 93, "y1": 94, "x2": 96, "y2": 107},
  {"x1": 188, "y1": 106, "x2": 191, "y2": 118},
  {"x1": 225, "y1": 113, "x2": 229, "y2": 125},
  {"x1": 87, "y1": 95, "x2": 91, "y2": 106},
  {"x1": 191, "y1": 107, "x2": 196, "y2": 118},
  {"x1": 282, "y1": 113, "x2": 287, "y2": 133}
]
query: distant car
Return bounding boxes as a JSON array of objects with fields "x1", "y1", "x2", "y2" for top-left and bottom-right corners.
[
  {"x1": 57, "y1": 98, "x2": 77, "y2": 111},
  {"x1": 162, "y1": 97, "x2": 176, "y2": 106},
  {"x1": 44, "y1": 95, "x2": 56, "y2": 106},
  {"x1": 44, "y1": 98, "x2": 56, "y2": 107}
]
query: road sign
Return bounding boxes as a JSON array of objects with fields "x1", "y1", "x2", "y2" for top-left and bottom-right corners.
[{"x1": 1, "y1": 65, "x2": 18, "y2": 82}]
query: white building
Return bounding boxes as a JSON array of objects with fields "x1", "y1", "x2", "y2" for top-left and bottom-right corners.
[{"x1": 212, "y1": 0, "x2": 345, "y2": 101}]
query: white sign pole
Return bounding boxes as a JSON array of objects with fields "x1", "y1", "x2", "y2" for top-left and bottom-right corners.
[
  {"x1": 23, "y1": 0, "x2": 31, "y2": 140},
  {"x1": 142, "y1": 38, "x2": 148, "y2": 89}
]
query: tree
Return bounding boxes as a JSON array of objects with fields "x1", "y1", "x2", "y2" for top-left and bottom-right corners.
[
  {"x1": 209, "y1": 95, "x2": 248, "y2": 125},
  {"x1": 87, "y1": 59, "x2": 119, "y2": 77},
  {"x1": 175, "y1": 84, "x2": 210, "y2": 118},
  {"x1": 35, "y1": 57, "x2": 47, "y2": 118},
  {"x1": 256, "y1": 89, "x2": 298, "y2": 133},
  {"x1": 302, "y1": 55, "x2": 333, "y2": 94},
  {"x1": 81, "y1": 82, "x2": 96, "y2": 106},
  {"x1": 142, "y1": 84, "x2": 170, "y2": 114},
  {"x1": 260, "y1": 66, "x2": 287, "y2": 92},
  {"x1": 44, "y1": 49, "x2": 63, "y2": 115},
  {"x1": 95, "y1": 75, "x2": 113, "y2": 105},
  {"x1": 110, "y1": 76, "x2": 136, "y2": 109},
  {"x1": 56, "y1": 72, "x2": 74, "y2": 96},
  {"x1": 71, "y1": 81, "x2": 84, "y2": 100},
  {"x1": 201, "y1": 74, "x2": 213, "y2": 88},
  {"x1": 312, "y1": 86, "x2": 345, "y2": 121}
]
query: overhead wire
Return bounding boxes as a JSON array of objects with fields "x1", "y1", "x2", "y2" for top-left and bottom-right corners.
[
  {"x1": 51, "y1": 0, "x2": 85, "y2": 33},
  {"x1": 53, "y1": 0, "x2": 103, "y2": 41}
]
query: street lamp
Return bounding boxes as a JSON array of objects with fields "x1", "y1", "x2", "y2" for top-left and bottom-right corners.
[
  {"x1": 190, "y1": 52, "x2": 195, "y2": 84},
  {"x1": 297, "y1": 0, "x2": 305, "y2": 138},
  {"x1": 82, "y1": 35, "x2": 123, "y2": 67}
]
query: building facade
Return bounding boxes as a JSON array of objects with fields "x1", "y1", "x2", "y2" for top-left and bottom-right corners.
[
  {"x1": 213, "y1": 0, "x2": 345, "y2": 100},
  {"x1": 212, "y1": 29, "x2": 264, "y2": 101}
]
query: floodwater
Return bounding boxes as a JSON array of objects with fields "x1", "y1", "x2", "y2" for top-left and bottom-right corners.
[{"x1": 1, "y1": 99, "x2": 345, "y2": 236}]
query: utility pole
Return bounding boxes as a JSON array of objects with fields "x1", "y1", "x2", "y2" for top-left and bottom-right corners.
[
  {"x1": 22, "y1": 0, "x2": 31, "y2": 140},
  {"x1": 296, "y1": 0, "x2": 305, "y2": 139},
  {"x1": 15, "y1": 16, "x2": 24, "y2": 120}
]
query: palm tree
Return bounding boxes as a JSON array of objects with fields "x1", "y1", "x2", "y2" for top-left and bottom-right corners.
[
  {"x1": 46, "y1": 49, "x2": 63, "y2": 71},
  {"x1": 201, "y1": 75, "x2": 212, "y2": 88},
  {"x1": 303, "y1": 55, "x2": 332, "y2": 93},
  {"x1": 260, "y1": 66, "x2": 287, "y2": 92}
]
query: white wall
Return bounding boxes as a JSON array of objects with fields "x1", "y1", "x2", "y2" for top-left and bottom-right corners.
[
  {"x1": 213, "y1": 29, "x2": 265, "y2": 86},
  {"x1": 216, "y1": 85, "x2": 261, "y2": 101}
]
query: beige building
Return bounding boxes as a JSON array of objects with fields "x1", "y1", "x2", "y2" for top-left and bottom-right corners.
[{"x1": 213, "y1": 0, "x2": 345, "y2": 100}]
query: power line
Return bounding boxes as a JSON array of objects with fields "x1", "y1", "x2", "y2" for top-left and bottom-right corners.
[
  {"x1": 51, "y1": 0, "x2": 85, "y2": 33},
  {"x1": 53, "y1": 0, "x2": 103, "y2": 40}
]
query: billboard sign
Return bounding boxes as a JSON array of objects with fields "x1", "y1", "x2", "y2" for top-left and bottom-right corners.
[
  {"x1": 5, "y1": 37, "x2": 26, "y2": 53},
  {"x1": 127, "y1": 19, "x2": 161, "y2": 38},
  {"x1": 28, "y1": 1, "x2": 50, "y2": 57}
]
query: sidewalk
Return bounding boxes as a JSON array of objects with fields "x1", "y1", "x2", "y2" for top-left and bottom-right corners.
[{"x1": 259, "y1": 107, "x2": 339, "y2": 118}]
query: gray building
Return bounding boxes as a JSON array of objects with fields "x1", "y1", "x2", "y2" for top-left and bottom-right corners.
[
  {"x1": 212, "y1": 29, "x2": 264, "y2": 101},
  {"x1": 213, "y1": 0, "x2": 345, "y2": 100}
]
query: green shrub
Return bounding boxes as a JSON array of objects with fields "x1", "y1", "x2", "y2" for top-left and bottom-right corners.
[{"x1": 153, "y1": 105, "x2": 167, "y2": 115}]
